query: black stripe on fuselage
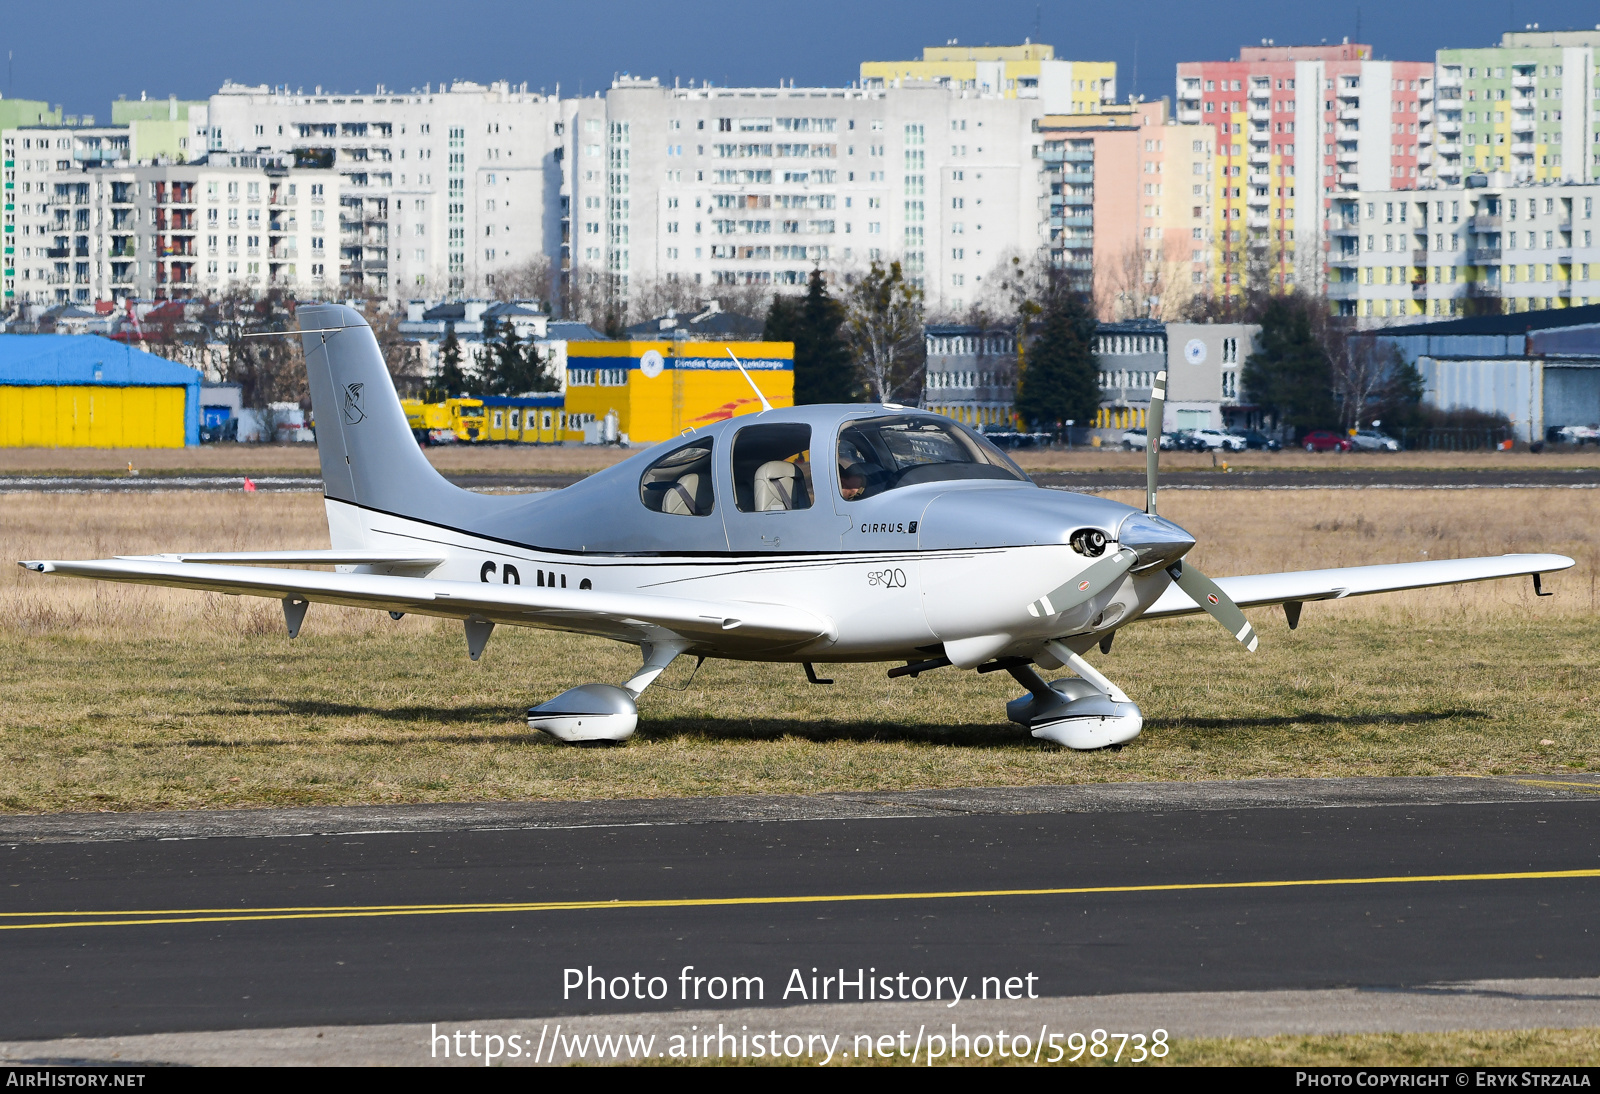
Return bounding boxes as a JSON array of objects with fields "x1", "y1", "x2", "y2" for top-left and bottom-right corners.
[{"x1": 336, "y1": 495, "x2": 1065, "y2": 565}]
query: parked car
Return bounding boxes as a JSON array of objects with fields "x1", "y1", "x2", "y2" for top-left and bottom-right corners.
[
  {"x1": 1227, "y1": 429, "x2": 1281, "y2": 452},
  {"x1": 1184, "y1": 428, "x2": 1248, "y2": 452},
  {"x1": 1301, "y1": 430, "x2": 1353, "y2": 452},
  {"x1": 1349, "y1": 429, "x2": 1402, "y2": 452},
  {"x1": 1120, "y1": 428, "x2": 1148, "y2": 451},
  {"x1": 1550, "y1": 424, "x2": 1600, "y2": 446}
]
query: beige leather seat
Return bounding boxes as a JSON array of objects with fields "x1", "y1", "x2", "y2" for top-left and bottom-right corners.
[
  {"x1": 753, "y1": 461, "x2": 801, "y2": 511},
  {"x1": 662, "y1": 472, "x2": 707, "y2": 515}
]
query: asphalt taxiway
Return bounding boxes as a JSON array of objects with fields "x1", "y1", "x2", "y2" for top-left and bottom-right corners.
[
  {"x1": 0, "y1": 775, "x2": 1597, "y2": 1046},
  {"x1": 3, "y1": 466, "x2": 1598, "y2": 493}
]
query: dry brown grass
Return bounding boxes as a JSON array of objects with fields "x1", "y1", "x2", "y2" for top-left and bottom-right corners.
[
  {"x1": 0, "y1": 488, "x2": 1594, "y2": 813},
  {"x1": 3, "y1": 443, "x2": 1597, "y2": 477}
]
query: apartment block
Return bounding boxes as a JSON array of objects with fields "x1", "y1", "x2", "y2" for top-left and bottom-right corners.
[
  {"x1": 584, "y1": 77, "x2": 1049, "y2": 314},
  {"x1": 861, "y1": 43, "x2": 1115, "y2": 115},
  {"x1": 1176, "y1": 43, "x2": 1433, "y2": 297},
  {"x1": 1434, "y1": 30, "x2": 1600, "y2": 186},
  {"x1": 1330, "y1": 177, "x2": 1600, "y2": 320},
  {"x1": 205, "y1": 81, "x2": 566, "y2": 301},
  {"x1": 1037, "y1": 101, "x2": 1214, "y2": 318},
  {"x1": 4, "y1": 139, "x2": 338, "y2": 305}
]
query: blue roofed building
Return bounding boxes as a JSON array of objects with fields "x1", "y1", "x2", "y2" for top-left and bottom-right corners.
[{"x1": 0, "y1": 334, "x2": 202, "y2": 447}]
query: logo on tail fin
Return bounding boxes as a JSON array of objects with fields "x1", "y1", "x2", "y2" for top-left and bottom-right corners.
[{"x1": 343, "y1": 383, "x2": 366, "y2": 424}]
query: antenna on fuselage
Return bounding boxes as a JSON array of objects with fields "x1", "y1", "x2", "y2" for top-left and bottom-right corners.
[{"x1": 726, "y1": 348, "x2": 773, "y2": 412}]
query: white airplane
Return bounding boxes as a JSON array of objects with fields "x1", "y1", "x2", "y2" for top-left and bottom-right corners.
[{"x1": 20, "y1": 305, "x2": 1574, "y2": 749}]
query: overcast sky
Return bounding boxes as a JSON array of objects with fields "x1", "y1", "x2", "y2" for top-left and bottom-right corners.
[{"x1": 5, "y1": 0, "x2": 1598, "y2": 118}]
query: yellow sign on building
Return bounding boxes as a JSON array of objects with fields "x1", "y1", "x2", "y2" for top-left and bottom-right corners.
[{"x1": 563, "y1": 341, "x2": 794, "y2": 444}]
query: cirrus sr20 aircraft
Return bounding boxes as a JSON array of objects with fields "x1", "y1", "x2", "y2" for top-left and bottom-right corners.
[{"x1": 21, "y1": 305, "x2": 1575, "y2": 749}]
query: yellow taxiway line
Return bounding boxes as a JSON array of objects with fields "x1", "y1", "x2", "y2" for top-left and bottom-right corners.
[{"x1": 1, "y1": 868, "x2": 1598, "y2": 932}]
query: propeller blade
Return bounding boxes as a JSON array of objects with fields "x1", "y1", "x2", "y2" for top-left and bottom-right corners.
[
  {"x1": 1167, "y1": 561, "x2": 1259, "y2": 652},
  {"x1": 1027, "y1": 548, "x2": 1138, "y2": 619},
  {"x1": 1146, "y1": 370, "x2": 1166, "y2": 515}
]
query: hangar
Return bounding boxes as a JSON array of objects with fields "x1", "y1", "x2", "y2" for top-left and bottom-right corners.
[
  {"x1": 0, "y1": 334, "x2": 202, "y2": 448},
  {"x1": 1374, "y1": 306, "x2": 1600, "y2": 442}
]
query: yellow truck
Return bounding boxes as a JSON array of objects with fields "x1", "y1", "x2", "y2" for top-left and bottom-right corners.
[{"x1": 401, "y1": 397, "x2": 486, "y2": 444}]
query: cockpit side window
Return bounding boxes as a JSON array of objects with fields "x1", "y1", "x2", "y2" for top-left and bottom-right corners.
[
  {"x1": 639, "y1": 439, "x2": 715, "y2": 516},
  {"x1": 732, "y1": 423, "x2": 813, "y2": 512},
  {"x1": 836, "y1": 414, "x2": 1028, "y2": 501}
]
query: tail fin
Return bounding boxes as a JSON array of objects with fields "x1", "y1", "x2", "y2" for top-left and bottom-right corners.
[{"x1": 298, "y1": 304, "x2": 508, "y2": 527}]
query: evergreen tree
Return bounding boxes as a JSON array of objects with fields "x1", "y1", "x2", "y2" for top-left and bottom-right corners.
[
  {"x1": 487, "y1": 319, "x2": 558, "y2": 394},
  {"x1": 437, "y1": 324, "x2": 469, "y2": 398},
  {"x1": 1241, "y1": 296, "x2": 1337, "y2": 435},
  {"x1": 1013, "y1": 289, "x2": 1100, "y2": 432},
  {"x1": 765, "y1": 269, "x2": 855, "y2": 403}
]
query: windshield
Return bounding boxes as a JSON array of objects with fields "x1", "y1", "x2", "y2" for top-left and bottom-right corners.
[{"x1": 836, "y1": 414, "x2": 1028, "y2": 501}]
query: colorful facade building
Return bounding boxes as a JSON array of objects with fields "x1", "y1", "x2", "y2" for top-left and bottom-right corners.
[
  {"x1": 861, "y1": 43, "x2": 1115, "y2": 115},
  {"x1": 1434, "y1": 30, "x2": 1600, "y2": 187},
  {"x1": 1176, "y1": 44, "x2": 1434, "y2": 302},
  {"x1": 562, "y1": 340, "x2": 793, "y2": 443},
  {"x1": 1036, "y1": 100, "x2": 1214, "y2": 318},
  {"x1": 1336, "y1": 179, "x2": 1600, "y2": 319}
]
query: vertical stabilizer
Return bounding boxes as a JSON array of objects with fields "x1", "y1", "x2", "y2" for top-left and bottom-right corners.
[{"x1": 297, "y1": 304, "x2": 511, "y2": 525}]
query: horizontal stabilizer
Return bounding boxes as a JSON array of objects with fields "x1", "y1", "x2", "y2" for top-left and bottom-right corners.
[
  {"x1": 20, "y1": 557, "x2": 833, "y2": 646},
  {"x1": 1140, "y1": 553, "x2": 1576, "y2": 620}
]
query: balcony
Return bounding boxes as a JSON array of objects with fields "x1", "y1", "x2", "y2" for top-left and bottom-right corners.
[
  {"x1": 1413, "y1": 249, "x2": 1429, "y2": 265},
  {"x1": 1178, "y1": 108, "x2": 1201, "y2": 123},
  {"x1": 1438, "y1": 119, "x2": 1461, "y2": 135},
  {"x1": 1418, "y1": 106, "x2": 1433, "y2": 123},
  {"x1": 1336, "y1": 146, "x2": 1359, "y2": 164},
  {"x1": 1328, "y1": 251, "x2": 1359, "y2": 265},
  {"x1": 1412, "y1": 280, "x2": 1429, "y2": 296},
  {"x1": 1510, "y1": 115, "x2": 1534, "y2": 133},
  {"x1": 1329, "y1": 220, "x2": 1360, "y2": 235},
  {"x1": 1247, "y1": 215, "x2": 1271, "y2": 229},
  {"x1": 45, "y1": 247, "x2": 70, "y2": 259},
  {"x1": 1512, "y1": 74, "x2": 1535, "y2": 88},
  {"x1": 1339, "y1": 106, "x2": 1361, "y2": 121},
  {"x1": 1247, "y1": 150, "x2": 1270, "y2": 166},
  {"x1": 1249, "y1": 107, "x2": 1271, "y2": 123},
  {"x1": 1249, "y1": 85, "x2": 1270, "y2": 101},
  {"x1": 1248, "y1": 172, "x2": 1271, "y2": 186},
  {"x1": 1437, "y1": 141, "x2": 1461, "y2": 155},
  {"x1": 1338, "y1": 172, "x2": 1361, "y2": 186},
  {"x1": 1467, "y1": 248, "x2": 1501, "y2": 263},
  {"x1": 1437, "y1": 72, "x2": 1462, "y2": 89},
  {"x1": 1512, "y1": 141, "x2": 1535, "y2": 156},
  {"x1": 1469, "y1": 214, "x2": 1501, "y2": 231}
]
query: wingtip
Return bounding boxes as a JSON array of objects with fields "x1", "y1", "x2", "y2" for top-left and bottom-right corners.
[{"x1": 17, "y1": 561, "x2": 52, "y2": 573}]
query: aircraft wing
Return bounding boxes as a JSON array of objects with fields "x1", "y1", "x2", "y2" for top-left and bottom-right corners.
[
  {"x1": 1138, "y1": 553, "x2": 1575, "y2": 620},
  {"x1": 19, "y1": 557, "x2": 833, "y2": 646}
]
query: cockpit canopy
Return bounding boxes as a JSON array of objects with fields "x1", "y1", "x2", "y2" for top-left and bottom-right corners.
[{"x1": 836, "y1": 414, "x2": 1028, "y2": 501}]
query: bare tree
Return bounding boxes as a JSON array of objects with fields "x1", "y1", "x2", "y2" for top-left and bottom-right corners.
[
  {"x1": 1328, "y1": 325, "x2": 1420, "y2": 431},
  {"x1": 843, "y1": 260, "x2": 926, "y2": 403},
  {"x1": 490, "y1": 255, "x2": 554, "y2": 307}
]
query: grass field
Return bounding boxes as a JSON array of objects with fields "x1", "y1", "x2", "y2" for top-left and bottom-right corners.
[
  {"x1": 2, "y1": 442, "x2": 1598, "y2": 476},
  {"x1": 0, "y1": 487, "x2": 1593, "y2": 814}
]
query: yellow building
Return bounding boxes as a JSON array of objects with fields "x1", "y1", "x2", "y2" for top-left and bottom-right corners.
[
  {"x1": 861, "y1": 44, "x2": 1115, "y2": 115},
  {"x1": 0, "y1": 334, "x2": 200, "y2": 447},
  {"x1": 563, "y1": 341, "x2": 794, "y2": 444}
]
